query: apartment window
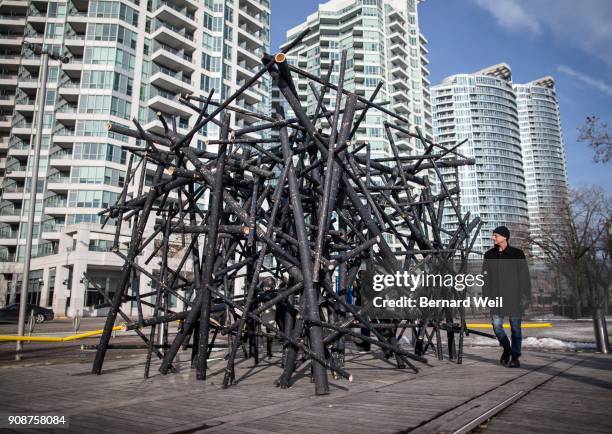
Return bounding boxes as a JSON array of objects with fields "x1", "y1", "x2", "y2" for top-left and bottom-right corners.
[
  {"x1": 115, "y1": 48, "x2": 136, "y2": 71},
  {"x1": 87, "y1": 23, "x2": 117, "y2": 41},
  {"x1": 45, "y1": 91, "x2": 56, "y2": 106},
  {"x1": 202, "y1": 54, "x2": 221, "y2": 72},
  {"x1": 223, "y1": 44, "x2": 232, "y2": 60},
  {"x1": 84, "y1": 47, "x2": 115, "y2": 64},
  {"x1": 202, "y1": 34, "x2": 221, "y2": 51},
  {"x1": 46, "y1": 268, "x2": 56, "y2": 308},
  {"x1": 45, "y1": 23, "x2": 64, "y2": 39},
  {"x1": 364, "y1": 77, "x2": 378, "y2": 87},
  {"x1": 110, "y1": 97, "x2": 131, "y2": 119},
  {"x1": 203, "y1": 13, "x2": 223, "y2": 32},
  {"x1": 24, "y1": 179, "x2": 44, "y2": 193},
  {"x1": 66, "y1": 214, "x2": 104, "y2": 225},
  {"x1": 67, "y1": 190, "x2": 120, "y2": 208},
  {"x1": 113, "y1": 72, "x2": 133, "y2": 96},
  {"x1": 222, "y1": 64, "x2": 232, "y2": 80},
  {"x1": 88, "y1": 239, "x2": 114, "y2": 252},
  {"x1": 223, "y1": 26, "x2": 232, "y2": 42},
  {"x1": 70, "y1": 167, "x2": 126, "y2": 187},
  {"x1": 224, "y1": 6, "x2": 233, "y2": 22},
  {"x1": 81, "y1": 70, "x2": 114, "y2": 89},
  {"x1": 200, "y1": 75, "x2": 220, "y2": 92},
  {"x1": 84, "y1": 274, "x2": 118, "y2": 308},
  {"x1": 19, "y1": 223, "x2": 41, "y2": 239},
  {"x1": 79, "y1": 95, "x2": 111, "y2": 114},
  {"x1": 76, "y1": 120, "x2": 110, "y2": 137},
  {"x1": 364, "y1": 65, "x2": 381, "y2": 75},
  {"x1": 213, "y1": 16, "x2": 223, "y2": 32},
  {"x1": 47, "y1": 2, "x2": 67, "y2": 17},
  {"x1": 89, "y1": 1, "x2": 139, "y2": 26},
  {"x1": 73, "y1": 143, "x2": 126, "y2": 164}
]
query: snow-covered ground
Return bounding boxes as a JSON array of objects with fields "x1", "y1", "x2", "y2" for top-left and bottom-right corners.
[
  {"x1": 396, "y1": 319, "x2": 609, "y2": 352},
  {"x1": 468, "y1": 336, "x2": 596, "y2": 351},
  {"x1": 465, "y1": 318, "x2": 609, "y2": 352}
]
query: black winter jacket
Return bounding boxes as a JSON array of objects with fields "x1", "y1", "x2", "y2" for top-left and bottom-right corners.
[{"x1": 482, "y1": 245, "x2": 531, "y2": 316}]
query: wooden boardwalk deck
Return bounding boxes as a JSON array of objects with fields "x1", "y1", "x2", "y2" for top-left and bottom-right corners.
[{"x1": 0, "y1": 346, "x2": 610, "y2": 433}]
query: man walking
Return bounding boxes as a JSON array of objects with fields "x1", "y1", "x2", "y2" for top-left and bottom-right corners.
[{"x1": 482, "y1": 226, "x2": 531, "y2": 368}]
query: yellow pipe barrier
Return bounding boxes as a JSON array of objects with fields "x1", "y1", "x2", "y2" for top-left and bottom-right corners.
[
  {"x1": 467, "y1": 322, "x2": 553, "y2": 329},
  {"x1": 0, "y1": 322, "x2": 551, "y2": 342},
  {"x1": 0, "y1": 325, "x2": 124, "y2": 342}
]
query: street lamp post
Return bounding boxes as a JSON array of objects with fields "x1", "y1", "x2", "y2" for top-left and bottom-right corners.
[{"x1": 15, "y1": 41, "x2": 69, "y2": 360}]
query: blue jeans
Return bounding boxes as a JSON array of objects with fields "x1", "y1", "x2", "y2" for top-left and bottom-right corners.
[{"x1": 491, "y1": 315, "x2": 522, "y2": 357}]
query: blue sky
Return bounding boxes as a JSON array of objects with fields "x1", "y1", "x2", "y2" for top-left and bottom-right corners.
[{"x1": 271, "y1": 0, "x2": 612, "y2": 192}]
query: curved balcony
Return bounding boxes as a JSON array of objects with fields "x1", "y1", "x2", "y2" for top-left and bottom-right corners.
[
  {"x1": 150, "y1": 64, "x2": 194, "y2": 95},
  {"x1": 150, "y1": 41, "x2": 195, "y2": 74},
  {"x1": 151, "y1": 20, "x2": 194, "y2": 51},
  {"x1": 150, "y1": 1, "x2": 197, "y2": 31}
]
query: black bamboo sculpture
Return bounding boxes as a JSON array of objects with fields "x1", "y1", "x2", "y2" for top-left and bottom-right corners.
[{"x1": 90, "y1": 29, "x2": 483, "y2": 395}]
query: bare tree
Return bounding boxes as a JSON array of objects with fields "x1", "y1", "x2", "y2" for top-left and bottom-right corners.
[
  {"x1": 529, "y1": 186, "x2": 611, "y2": 317},
  {"x1": 577, "y1": 116, "x2": 611, "y2": 164}
]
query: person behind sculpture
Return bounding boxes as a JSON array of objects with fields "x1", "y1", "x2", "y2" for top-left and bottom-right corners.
[
  {"x1": 258, "y1": 276, "x2": 277, "y2": 359},
  {"x1": 482, "y1": 226, "x2": 531, "y2": 368},
  {"x1": 353, "y1": 270, "x2": 371, "y2": 352}
]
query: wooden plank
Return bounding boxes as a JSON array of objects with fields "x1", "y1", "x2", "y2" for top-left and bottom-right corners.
[{"x1": 405, "y1": 356, "x2": 583, "y2": 434}]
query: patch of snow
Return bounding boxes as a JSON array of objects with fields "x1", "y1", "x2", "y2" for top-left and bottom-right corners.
[
  {"x1": 529, "y1": 315, "x2": 612, "y2": 322},
  {"x1": 469, "y1": 336, "x2": 596, "y2": 351},
  {"x1": 400, "y1": 335, "x2": 413, "y2": 345}
]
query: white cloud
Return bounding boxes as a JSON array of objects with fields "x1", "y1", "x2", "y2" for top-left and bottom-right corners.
[
  {"x1": 557, "y1": 65, "x2": 612, "y2": 97},
  {"x1": 471, "y1": 0, "x2": 612, "y2": 69},
  {"x1": 472, "y1": 0, "x2": 541, "y2": 35}
]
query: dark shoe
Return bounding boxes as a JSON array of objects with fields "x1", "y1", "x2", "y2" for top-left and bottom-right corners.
[
  {"x1": 355, "y1": 341, "x2": 371, "y2": 352},
  {"x1": 508, "y1": 355, "x2": 520, "y2": 368},
  {"x1": 500, "y1": 348, "x2": 511, "y2": 365}
]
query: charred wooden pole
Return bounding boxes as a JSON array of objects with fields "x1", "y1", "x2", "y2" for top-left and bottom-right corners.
[
  {"x1": 278, "y1": 119, "x2": 329, "y2": 395},
  {"x1": 195, "y1": 113, "x2": 231, "y2": 380}
]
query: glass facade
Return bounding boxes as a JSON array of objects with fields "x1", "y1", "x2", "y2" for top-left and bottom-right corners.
[
  {"x1": 432, "y1": 64, "x2": 529, "y2": 254},
  {"x1": 279, "y1": 0, "x2": 433, "y2": 160},
  {"x1": 514, "y1": 78, "x2": 569, "y2": 257},
  {"x1": 0, "y1": 0, "x2": 271, "y2": 314}
]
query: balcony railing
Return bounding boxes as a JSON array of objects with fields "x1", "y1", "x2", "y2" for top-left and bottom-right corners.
[
  {"x1": 41, "y1": 222, "x2": 65, "y2": 233},
  {"x1": 2, "y1": 182, "x2": 23, "y2": 192},
  {"x1": 149, "y1": 86, "x2": 178, "y2": 100},
  {"x1": 44, "y1": 197, "x2": 67, "y2": 208},
  {"x1": 0, "y1": 207, "x2": 20, "y2": 216},
  {"x1": 54, "y1": 127, "x2": 75, "y2": 136},
  {"x1": 0, "y1": 227, "x2": 17, "y2": 238},
  {"x1": 15, "y1": 96, "x2": 35, "y2": 105},
  {"x1": 150, "y1": 0, "x2": 195, "y2": 21},
  {"x1": 152, "y1": 20, "x2": 193, "y2": 41},
  {"x1": 151, "y1": 64, "x2": 192, "y2": 85},
  {"x1": 33, "y1": 243, "x2": 58, "y2": 258},
  {"x1": 0, "y1": 14, "x2": 27, "y2": 20},
  {"x1": 47, "y1": 176, "x2": 70, "y2": 184},
  {"x1": 6, "y1": 161, "x2": 26, "y2": 172},
  {"x1": 152, "y1": 41, "x2": 193, "y2": 63},
  {"x1": 57, "y1": 105, "x2": 77, "y2": 113},
  {"x1": 61, "y1": 81, "x2": 80, "y2": 88},
  {"x1": 12, "y1": 120, "x2": 32, "y2": 129},
  {"x1": 0, "y1": 252, "x2": 15, "y2": 262},
  {"x1": 49, "y1": 149, "x2": 72, "y2": 159}
]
